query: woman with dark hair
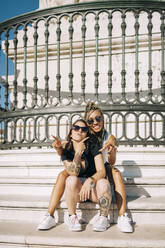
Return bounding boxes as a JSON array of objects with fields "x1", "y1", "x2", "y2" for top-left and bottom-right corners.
[{"x1": 38, "y1": 119, "x2": 112, "y2": 232}]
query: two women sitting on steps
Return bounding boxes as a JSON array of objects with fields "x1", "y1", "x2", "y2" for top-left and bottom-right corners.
[{"x1": 37, "y1": 102, "x2": 133, "y2": 233}]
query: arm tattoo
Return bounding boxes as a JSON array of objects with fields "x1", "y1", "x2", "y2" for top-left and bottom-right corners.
[
  {"x1": 66, "y1": 163, "x2": 81, "y2": 175},
  {"x1": 65, "y1": 152, "x2": 82, "y2": 176},
  {"x1": 99, "y1": 196, "x2": 111, "y2": 217},
  {"x1": 73, "y1": 153, "x2": 82, "y2": 168}
]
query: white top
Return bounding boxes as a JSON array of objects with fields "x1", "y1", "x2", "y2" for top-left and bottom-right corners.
[{"x1": 101, "y1": 129, "x2": 109, "y2": 164}]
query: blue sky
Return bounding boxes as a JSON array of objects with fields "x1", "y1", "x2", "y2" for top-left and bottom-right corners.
[
  {"x1": 0, "y1": 0, "x2": 39, "y2": 22},
  {"x1": 0, "y1": 1, "x2": 39, "y2": 108}
]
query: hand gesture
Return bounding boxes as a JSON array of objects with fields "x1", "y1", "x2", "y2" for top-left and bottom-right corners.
[
  {"x1": 99, "y1": 134, "x2": 117, "y2": 153},
  {"x1": 72, "y1": 137, "x2": 89, "y2": 155},
  {"x1": 79, "y1": 178, "x2": 91, "y2": 201},
  {"x1": 52, "y1": 136, "x2": 62, "y2": 149}
]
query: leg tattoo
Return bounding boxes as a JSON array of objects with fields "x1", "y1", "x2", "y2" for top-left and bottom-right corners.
[{"x1": 99, "y1": 196, "x2": 111, "y2": 217}]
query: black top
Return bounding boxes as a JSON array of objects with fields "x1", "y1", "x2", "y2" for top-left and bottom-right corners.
[{"x1": 61, "y1": 136, "x2": 101, "y2": 178}]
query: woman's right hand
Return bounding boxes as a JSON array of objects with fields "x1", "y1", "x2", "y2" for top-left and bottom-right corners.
[
  {"x1": 52, "y1": 136, "x2": 68, "y2": 156},
  {"x1": 79, "y1": 178, "x2": 91, "y2": 201},
  {"x1": 52, "y1": 136, "x2": 62, "y2": 150},
  {"x1": 72, "y1": 137, "x2": 89, "y2": 155}
]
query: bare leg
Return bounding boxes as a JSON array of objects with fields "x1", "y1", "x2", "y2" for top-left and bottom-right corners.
[
  {"x1": 65, "y1": 176, "x2": 82, "y2": 215},
  {"x1": 48, "y1": 169, "x2": 69, "y2": 216},
  {"x1": 112, "y1": 167, "x2": 126, "y2": 216},
  {"x1": 91, "y1": 178, "x2": 111, "y2": 232},
  {"x1": 90, "y1": 178, "x2": 111, "y2": 217}
]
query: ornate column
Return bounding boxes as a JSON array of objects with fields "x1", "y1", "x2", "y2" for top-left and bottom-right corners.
[{"x1": 39, "y1": 0, "x2": 79, "y2": 9}]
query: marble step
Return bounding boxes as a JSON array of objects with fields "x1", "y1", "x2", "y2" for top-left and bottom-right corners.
[
  {"x1": 0, "y1": 147, "x2": 165, "y2": 179},
  {"x1": 0, "y1": 194, "x2": 165, "y2": 225},
  {"x1": 0, "y1": 220, "x2": 165, "y2": 248},
  {"x1": 0, "y1": 147, "x2": 165, "y2": 167},
  {"x1": 0, "y1": 177, "x2": 164, "y2": 197},
  {"x1": 1, "y1": 163, "x2": 165, "y2": 179}
]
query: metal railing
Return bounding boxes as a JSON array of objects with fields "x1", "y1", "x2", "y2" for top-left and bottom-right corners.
[{"x1": 0, "y1": 0, "x2": 165, "y2": 148}]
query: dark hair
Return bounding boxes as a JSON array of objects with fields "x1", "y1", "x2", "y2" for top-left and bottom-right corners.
[{"x1": 65, "y1": 119, "x2": 89, "y2": 151}]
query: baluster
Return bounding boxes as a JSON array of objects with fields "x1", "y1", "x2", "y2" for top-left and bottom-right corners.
[
  {"x1": 38, "y1": 121, "x2": 40, "y2": 140},
  {"x1": 0, "y1": 33, "x2": 1, "y2": 107},
  {"x1": 13, "y1": 28, "x2": 18, "y2": 110},
  {"x1": 0, "y1": 84, "x2": 1, "y2": 109},
  {"x1": 0, "y1": 34, "x2": 2, "y2": 110},
  {"x1": 56, "y1": 18, "x2": 61, "y2": 104},
  {"x1": 19, "y1": 122, "x2": 23, "y2": 142},
  {"x1": 3, "y1": 120, "x2": 7, "y2": 144},
  {"x1": 10, "y1": 122, "x2": 14, "y2": 141},
  {"x1": 44, "y1": 20, "x2": 49, "y2": 106},
  {"x1": 144, "y1": 116, "x2": 147, "y2": 139},
  {"x1": 94, "y1": 14, "x2": 99, "y2": 102},
  {"x1": 4, "y1": 30, "x2": 9, "y2": 110},
  {"x1": 134, "y1": 12, "x2": 140, "y2": 103},
  {"x1": 160, "y1": 11, "x2": 165, "y2": 103},
  {"x1": 147, "y1": 12, "x2": 153, "y2": 102},
  {"x1": 13, "y1": 119, "x2": 17, "y2": 144},
  {"x1": 81, "y1": 15, "x2": 86, "y2": 104},
  {"x1": 0, "y1": 32, "x2": 2, "y2": 100},
  {"x1": 28, "y1": 121, "x2": 31, "y2": 141},
  {"x1": 23, "y1": 25, "x2": 28, "y2": 108},
  {"x1": 68, "y1": 16, "x2": 74, "y2": 103},
  {"x1": 107, "y1": 12, "x2": 113, "y2": 103},
  {"x1": 0, "y1": 121, "x2": 2, "y2": 142},
  {"x1": 33, "y1": 22, "x2": 38, "y2": 107},
  {"x1": 121, "y1": 12, "x2": 127, "y2": 103}
]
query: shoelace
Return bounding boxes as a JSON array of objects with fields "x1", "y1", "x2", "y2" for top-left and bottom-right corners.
[
  {"x1": 121, "y1": 214, "x2": 131, "y2": 224},
  {"x1": 95, "y1": 215, "x2": 106, "y2": 224},
  {"x1": 39, "y1": 213, "x2": 49, "y2": 224},
  {"x1": 70, "y1": 215, "x2": 79, "y2": 225}
]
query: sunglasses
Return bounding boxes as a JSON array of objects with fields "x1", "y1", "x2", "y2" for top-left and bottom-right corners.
[
  {"x1": 87, "y1": 116, "x2": 103, "y2": 125},
  {"x1": 72, "y1": 125, "x2": 88, "y2": 133}
]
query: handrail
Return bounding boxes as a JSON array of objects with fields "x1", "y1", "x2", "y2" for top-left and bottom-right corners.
[
  {"x1": 0, "y1": 0, "x2": 165, "y2": 148},
  {"x1": 1, "y1": 0, "x2": 165, "y2": 30}
]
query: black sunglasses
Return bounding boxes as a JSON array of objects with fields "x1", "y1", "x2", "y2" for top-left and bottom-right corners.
[
  {"x1": 87, "y1": 116, "x2": 103, "y2": 125},
  {"x1": 72, "y1": 125, "x2": 88, "y2": 133}
]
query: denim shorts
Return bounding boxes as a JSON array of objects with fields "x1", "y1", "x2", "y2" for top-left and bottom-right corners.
[{"x1": 78, "y1": 177, "x2": 87, "y2": 185}]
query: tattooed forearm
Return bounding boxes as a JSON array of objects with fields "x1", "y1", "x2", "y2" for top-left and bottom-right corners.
[
  {"x1": 65, "y1": 163, "x2": 81, "y2": 175},
  {"x1": 99, "y1": 196, "x2": 111, "y2": 217},
  {"x1": 73, "y1": 153, "x2": 82, "y2": 167},
  {"x1": 65, "y1": 152, "x2": 82, "y2": 176}
]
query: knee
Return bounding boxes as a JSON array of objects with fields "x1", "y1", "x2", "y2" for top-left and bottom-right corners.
[
  {"x1": 112, "y1": 168, "x2": 122, "y2": 180},
  {"x1": 96, "y1": 179, "x2": 111, "y2": 194},
  {"x1": 58, "y1": 170, "x2": 68, "y2": 181},
  {"x1": 66, "y1": 176, "x2": 79, "y2": 191}
]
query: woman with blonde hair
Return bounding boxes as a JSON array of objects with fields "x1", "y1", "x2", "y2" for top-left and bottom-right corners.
[{"x1": 84, "y1": 102, "x2": 133, "y2": 232}]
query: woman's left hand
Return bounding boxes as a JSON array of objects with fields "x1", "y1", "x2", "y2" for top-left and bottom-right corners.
[{"x1": 79, "y1": 178, "x2": 91, "y2": 201}]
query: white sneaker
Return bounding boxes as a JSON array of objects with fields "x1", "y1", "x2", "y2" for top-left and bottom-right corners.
[
  {"x1": 37, "y1": 213, "x2": 56, "y2": 230},
  {"x1": 93, "y1": 215, "x2": 110, "y2": 232},
  {"x1": 117, "y1": 213, "x2": 133, "y2": 233},
  {"x1": 67, "y1": 214, "x2": 82, "y2": 231}
]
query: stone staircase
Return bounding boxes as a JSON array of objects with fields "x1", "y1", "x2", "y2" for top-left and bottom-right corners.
[{"x1": 0, "y1": 147, "x2": 165, "y2": 248}]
